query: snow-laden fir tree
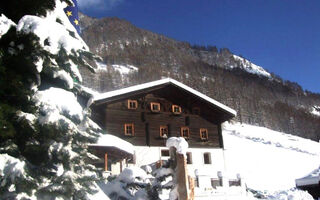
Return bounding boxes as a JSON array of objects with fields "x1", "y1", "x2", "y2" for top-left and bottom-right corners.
[
  {"x1": 97, "y1": 161, "x2": 175, "y2": 200},
  {"x1": 0, "y1": 0, "x2": 105, "y2": 199}
]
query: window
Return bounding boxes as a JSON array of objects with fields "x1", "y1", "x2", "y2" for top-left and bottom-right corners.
[
  {"x1": 200, "y1": 128, "x2": 208, "y2": 140},
  {"x1": 211, "y1": 178, "x2": 222, "y2": 188},
  {"x1": 180, "y1": 127, "x2": 190, "y2": 139},
  {"x1": 161, "y1": 149, "x2": 169, "y2": 157},
  {"x1": 150, "y1": 102, "x2": 160, "y2": 112},
  {"x1": 194, "y1": 177, "x2": 199, "y2": 188},
  {"x1": 229, "y1": 179, "x2": 241, "y2": 186},
  {"x1": 186, "y1": 152, "x2": 192, "y2": 164},
  {"x1": 192, "y1": 107, "x2": 200, "y2": 115},
  {"x1": 124, "y1": 123, "x2": 134, "y2": 136},
  {"x1": 127, "y1": 100, "x2": 138, "y2": 109},
  {"x1": 172, "y1": 105, "x2": 182, "y2": 114},
  {"x1": 160, "y1": 126, "x2": 168, "y2": 138},
  {"x1": 203, "y1": 152, "x2": 211, "y2": 164}
]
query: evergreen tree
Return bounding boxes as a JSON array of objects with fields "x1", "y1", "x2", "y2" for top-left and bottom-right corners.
[{"x1": 0, "y1": 0, "x2": 103, "y2": 199}]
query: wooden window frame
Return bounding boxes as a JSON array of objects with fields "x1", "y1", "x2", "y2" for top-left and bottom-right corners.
[
  {"x1": 200, "y1": 128, "x2": 208, "y2": 140},
  {"x1": 160, "y1": 125, "x2": 168, "y2": 138},
  {"x1": 203, "y1": 152, "x2": 212, "y2": 164},
  {"x1": 127, "y1": 100, "x2": 138, "y2": 110},
  {"x1": 124, "y1": 123, "x2": 134, "y2": 136},
  {"x1": 172, "y1": 105, "x2": 182, "y2": 114},
  {"x1": 180, "y1": 127, "x2": 190, "y2": 139},
  {"x1": 150, "y1": 102, "x2": 161, "y2": 112}
]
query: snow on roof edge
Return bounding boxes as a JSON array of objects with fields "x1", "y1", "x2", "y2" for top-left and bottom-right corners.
[
  {"x1": 88, "y1": 134, "x2": 134, "y2": 155},
  {"x1": 93, "y1": 78, "x2": 237, "y2": 117},
  {"x1": 296, "y1": 176, "x2": 319, "y2": 187},
  {"x1": 295, "y1": 166, "x2": 320, "y2": 186},
  {"x1": 93, "y1": 78, "x2": 171, "y2": 101},
  {"x1": 169, "y1": 78, "x2": 237, "y2": 116}
]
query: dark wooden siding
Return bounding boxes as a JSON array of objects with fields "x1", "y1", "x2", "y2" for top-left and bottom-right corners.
[
  {"x1": 103, "y1": 93, "x2": 222, "y2": 148},
  {"x1": 105, "y1": 109, "x2": 146, "y2": 146}
]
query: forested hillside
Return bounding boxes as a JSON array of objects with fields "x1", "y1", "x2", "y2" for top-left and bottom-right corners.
[{"x1": 78, "y1": 13, "x2": 320, "y2": 141}]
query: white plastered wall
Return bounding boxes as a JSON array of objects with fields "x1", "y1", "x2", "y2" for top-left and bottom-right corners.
[
  {"x1": 186, "y1": 148, "x2": 225, "y2": 189},
  {"x1": 131, "y1": 146, "x2": 246, "y2": 197},
  {"x1": 133, "y1": 146, "x2": 224, "y2": 167},
  {"x1": 132, "y1": 146, "x2": 226, "y2": 188},
  {"x1": 133, "y1": 146, "x2": 164, "y2": 166}
]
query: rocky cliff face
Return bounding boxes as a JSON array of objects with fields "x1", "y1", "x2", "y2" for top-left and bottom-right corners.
[{"x1": 79, "y1": 13, "x2": 320, "y2": 141}]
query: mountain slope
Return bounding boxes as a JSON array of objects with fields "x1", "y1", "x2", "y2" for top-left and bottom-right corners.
[{"x1": 78, "y1": 13, "x2": 320, "y2": 141}]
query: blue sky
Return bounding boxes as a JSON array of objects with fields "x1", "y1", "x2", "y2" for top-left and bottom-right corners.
[{"x1": 78, "y1": 0, "x2": 320, "y2": 93}]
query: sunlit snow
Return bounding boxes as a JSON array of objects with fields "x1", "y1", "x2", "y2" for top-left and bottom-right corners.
[
  {"x1": 0, "y1": 154, "x2": 31, "y2": 185},
  {"x1": 0, "y1": 14, "x2": 16, "y2": 38},
  {"x1": 111, "y1": 64, "x2": 138, "y2": 74},
  {"x1": 223, "y1": 122, "x2": 320, "y2": 191},
  {"x1": 16, "y1": 1, "x2": 88, "y2": 55},
  {"x1": 16, "y1": 111, "x2": 37, "y2": 129},
  {"x1": 311, "y1": 105, "x2": 320, "y2": 117},
  {"x1": 233, "y1": 55, "x2": 271, "y2": 78},
  {"x1": 95, "y1": 61, "x2": 107, "y2": 70},
  {"x1": 166, "y1": 137, "x2": 188, "y2": 155},
  {"x1": 90, "y1": 134, "x2": 134, "y2": 155},
  {"x1": 34, "y1": 87, "x2": 83, "y2": 124}
]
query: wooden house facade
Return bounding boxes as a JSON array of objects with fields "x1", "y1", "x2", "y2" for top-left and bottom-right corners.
[
  {"x1": 90, "y1": 78, "x2": 242, "y2": 196},
  {"x1": 91, "y1": 78, "x2": 236, "y2": 150}
]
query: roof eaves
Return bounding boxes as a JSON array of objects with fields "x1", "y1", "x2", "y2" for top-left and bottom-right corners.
[
  {"x1": 167, "y1": 78, "x2": 237, "y2": 117},
  {"x1": 93, "y1": 78, "x2": 237, "y2": 117},
  {"x1": 93, "y1": 78, "x2": 171, "y2": 102}
]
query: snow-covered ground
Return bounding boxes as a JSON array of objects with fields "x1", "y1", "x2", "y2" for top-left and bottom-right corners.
[
  {"x1": 112, "y1": 64, "x2": 138, "y2": 74},
  {"x1": 232, "y1": 55, "x2": 272, "y2": 78},
  {"x1": 96, "y1": 61, "x2": 107, "y2": 70},
  {"x1": 223, "y1": 122, "x2": 320, "y2": 192},
  {"x1": 311, "y1": 105, "x2": 320, "y2": 117},
  {"x1": 95, "y1": 61, "x2": 138, "y2": 75},
  {"x1": 88, "y1": 122, "x2": 319, "y2": 200}
]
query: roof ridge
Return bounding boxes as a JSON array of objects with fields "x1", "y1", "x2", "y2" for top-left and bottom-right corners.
[{"x1": 93, "y1": 78, "x2": 237, "y2": 117}]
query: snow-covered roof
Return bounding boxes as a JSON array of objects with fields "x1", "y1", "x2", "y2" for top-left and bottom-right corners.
[
  {"x1": 89, "y1": 134, "x2": 134, "y2": 155},
  {"x1": 296, "y1": 166, "x2": 320, "y2": 187},
  {"x1": 94, "y1": 78, "x2": 237, "y2": 117}
]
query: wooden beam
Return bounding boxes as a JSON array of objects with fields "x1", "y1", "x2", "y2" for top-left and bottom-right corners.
[
  {"x1": 120, "y1": 159, "x2": 123, "y2": 172},
  {"x1": 104, "y1": 153, "x2": 108, "y2": 171},
  {"x1": 218, "y1": 123, "x2": 224, "y2": 149}
]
